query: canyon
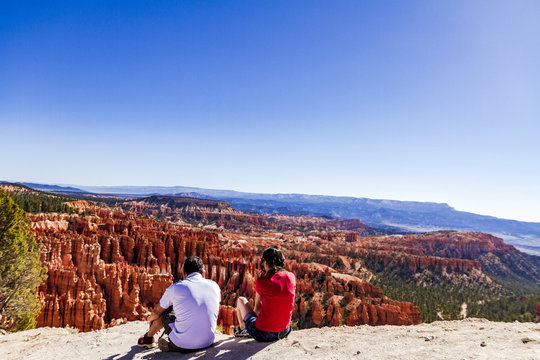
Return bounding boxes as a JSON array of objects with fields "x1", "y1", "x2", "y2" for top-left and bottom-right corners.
[
  {"x1": 30, "y1": 200, "x2": 421, "y2": 334},
  {"x1": 3, "y1": 185, "x2": 539, "y2": 334}
]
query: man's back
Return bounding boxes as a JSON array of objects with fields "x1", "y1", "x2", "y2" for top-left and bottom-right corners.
[{"x1": 159, "y1": 273, "x2": 221, "y2": 349}]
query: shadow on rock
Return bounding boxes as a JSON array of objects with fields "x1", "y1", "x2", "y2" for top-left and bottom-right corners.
[
  {"x1": 103, "y1": 345, "x2": 146, "y2": 360},
  {"x1": 138, "y1": 337, "x2": 272, "y2": 360}
]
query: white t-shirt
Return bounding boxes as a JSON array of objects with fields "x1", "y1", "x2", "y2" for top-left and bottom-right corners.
[{"x1": 159, "y1": 272, "x2": 221, "y2": 349}]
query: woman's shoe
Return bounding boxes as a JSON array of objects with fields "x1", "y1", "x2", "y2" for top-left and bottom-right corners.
[{"x1": 234, "y1": 326, "x2": 250, "y2": 338}]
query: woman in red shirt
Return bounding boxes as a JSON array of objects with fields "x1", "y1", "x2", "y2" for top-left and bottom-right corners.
[{"x1": 235, "y1": 246, "x2": 296, "y2": 341}]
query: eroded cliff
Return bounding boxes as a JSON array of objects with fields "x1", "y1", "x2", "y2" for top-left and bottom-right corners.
[{"x1": 30, "y1": 206, "x2": 422, "y2": 334}]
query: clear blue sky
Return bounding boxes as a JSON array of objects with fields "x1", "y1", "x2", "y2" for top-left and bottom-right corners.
[{"x1": 1, "y1": 1, "x2": 539, "y2": 222}]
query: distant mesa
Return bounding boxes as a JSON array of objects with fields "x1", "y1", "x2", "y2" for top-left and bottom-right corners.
[
  {"x1": 19, "y1": 182, "x2": 86, "y2": 193},
  {"x1": 13, "y1": 181, "x2": 540, "y2": 255}
]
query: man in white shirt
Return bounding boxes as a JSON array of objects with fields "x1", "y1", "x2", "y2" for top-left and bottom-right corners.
[{"x1": 137, "y1": 256, "x2": 221, "y2": 352}]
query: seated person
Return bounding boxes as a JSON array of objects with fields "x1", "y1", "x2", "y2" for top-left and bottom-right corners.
[
  {"x1": 235, "y1": 246, "x2": 296, "y2": 342},
  {"x1": 137, "y1": 256, "x2": 221, "y2": 352}
]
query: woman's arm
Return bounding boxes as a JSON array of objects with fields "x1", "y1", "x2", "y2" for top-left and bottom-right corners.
[{"x1": 253, "y1": 292, "x2": 261, "y2": 315}]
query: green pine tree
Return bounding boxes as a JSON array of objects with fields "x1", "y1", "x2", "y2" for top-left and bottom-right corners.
[{"x1": 0, "y1": 189, "x2": 47, "y2": 331}]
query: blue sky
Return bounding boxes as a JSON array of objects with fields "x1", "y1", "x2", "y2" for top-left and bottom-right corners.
[{"x1": 1, "y1": 1, "x2": 539, "y2": 222}]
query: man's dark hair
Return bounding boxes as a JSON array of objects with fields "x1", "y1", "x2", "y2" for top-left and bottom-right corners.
[
  {"x1": 261, "y1": 246, "x2": 285, "y2": 273},
  {"x1": 184, "y1": 256, "x2": 203, "y2": 275}
]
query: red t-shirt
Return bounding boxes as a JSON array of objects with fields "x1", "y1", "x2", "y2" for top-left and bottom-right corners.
[{"x1": 254, "y1": 270, "x2": 296, "y2": 332}]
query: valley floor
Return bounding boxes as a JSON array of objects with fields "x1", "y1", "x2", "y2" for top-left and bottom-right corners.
[{"x1": 1, "y1": 319, "x2": 539, "y2": 360}]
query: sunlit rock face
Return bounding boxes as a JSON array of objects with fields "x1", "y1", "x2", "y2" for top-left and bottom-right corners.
[
  {"x1": 31, "y1": 198, "x2": 531, "y2": 334},
  {"x1": 29, "y1": 206, "x2": 420, "y2": 334},
  {"x1": 32, "y1": 211, "x2": 233, "y2": 332}
]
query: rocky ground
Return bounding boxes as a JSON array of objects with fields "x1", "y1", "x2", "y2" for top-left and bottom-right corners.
[{"x1": 1, "y1": 318, "x2": 538, "y2": 360}]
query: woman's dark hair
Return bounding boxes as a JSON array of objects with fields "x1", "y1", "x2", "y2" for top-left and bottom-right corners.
[
  {"x1": 261, "y1": 246, "x2": 285, "y2": 273},
  {"x1": 184, "y1": 256, "x2": 203, "y2": 275}
]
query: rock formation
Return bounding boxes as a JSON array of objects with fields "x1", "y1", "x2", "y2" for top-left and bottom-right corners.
[
  {"x1": 28, "y1": 206, "x2": 424, "y2": 334},
  {"x1": 22, "y1": 193, "x2": 532, "y2": 335}
]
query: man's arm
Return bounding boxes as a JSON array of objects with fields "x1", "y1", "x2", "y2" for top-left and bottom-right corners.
[
  {"x1": 148, "y1": 304, "x2": 166, "y2": 324},
  {"x1": 253, "y1": 292, "x2": 261, "y2": 315}
]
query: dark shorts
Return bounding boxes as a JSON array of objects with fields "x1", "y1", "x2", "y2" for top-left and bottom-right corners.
[
  {"x1": 161, "y1": 306, "x2": 177, "y2": 335},
  {"x1": 243, "y1": 312, "x2": 291, "y2": 342},
  {"x1": 161, "y1": 306, "x2": 212, "y2": 353}
]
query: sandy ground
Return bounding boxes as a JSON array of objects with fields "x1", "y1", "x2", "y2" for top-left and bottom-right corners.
[{"x1": 0, "y1": 318, "x2": 538, "y2": 360}]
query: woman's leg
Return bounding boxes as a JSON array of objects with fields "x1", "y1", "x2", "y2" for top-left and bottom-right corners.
[{"x1": 236, "y1": 296, "x2": 254, "y2": 329}]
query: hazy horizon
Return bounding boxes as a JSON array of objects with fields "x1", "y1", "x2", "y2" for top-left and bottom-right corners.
[{"x1": 5, "y1": 179, "x2": 540, "y2": 224}]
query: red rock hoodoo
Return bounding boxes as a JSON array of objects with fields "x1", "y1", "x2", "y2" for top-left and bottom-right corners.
[{"x1": 32, "y1": 199, "x2": 517, "y2": 334}]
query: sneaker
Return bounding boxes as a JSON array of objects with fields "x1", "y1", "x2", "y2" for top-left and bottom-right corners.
[
  {"x1": 234, "y1": 326, "x2": 250, "y2": 338},
  {"x1": 137, "y1": 334, "x2": 155, "y2": 348},
  {"x1": 158, "y1": 337, "x2": 174, "y2": 352}
]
